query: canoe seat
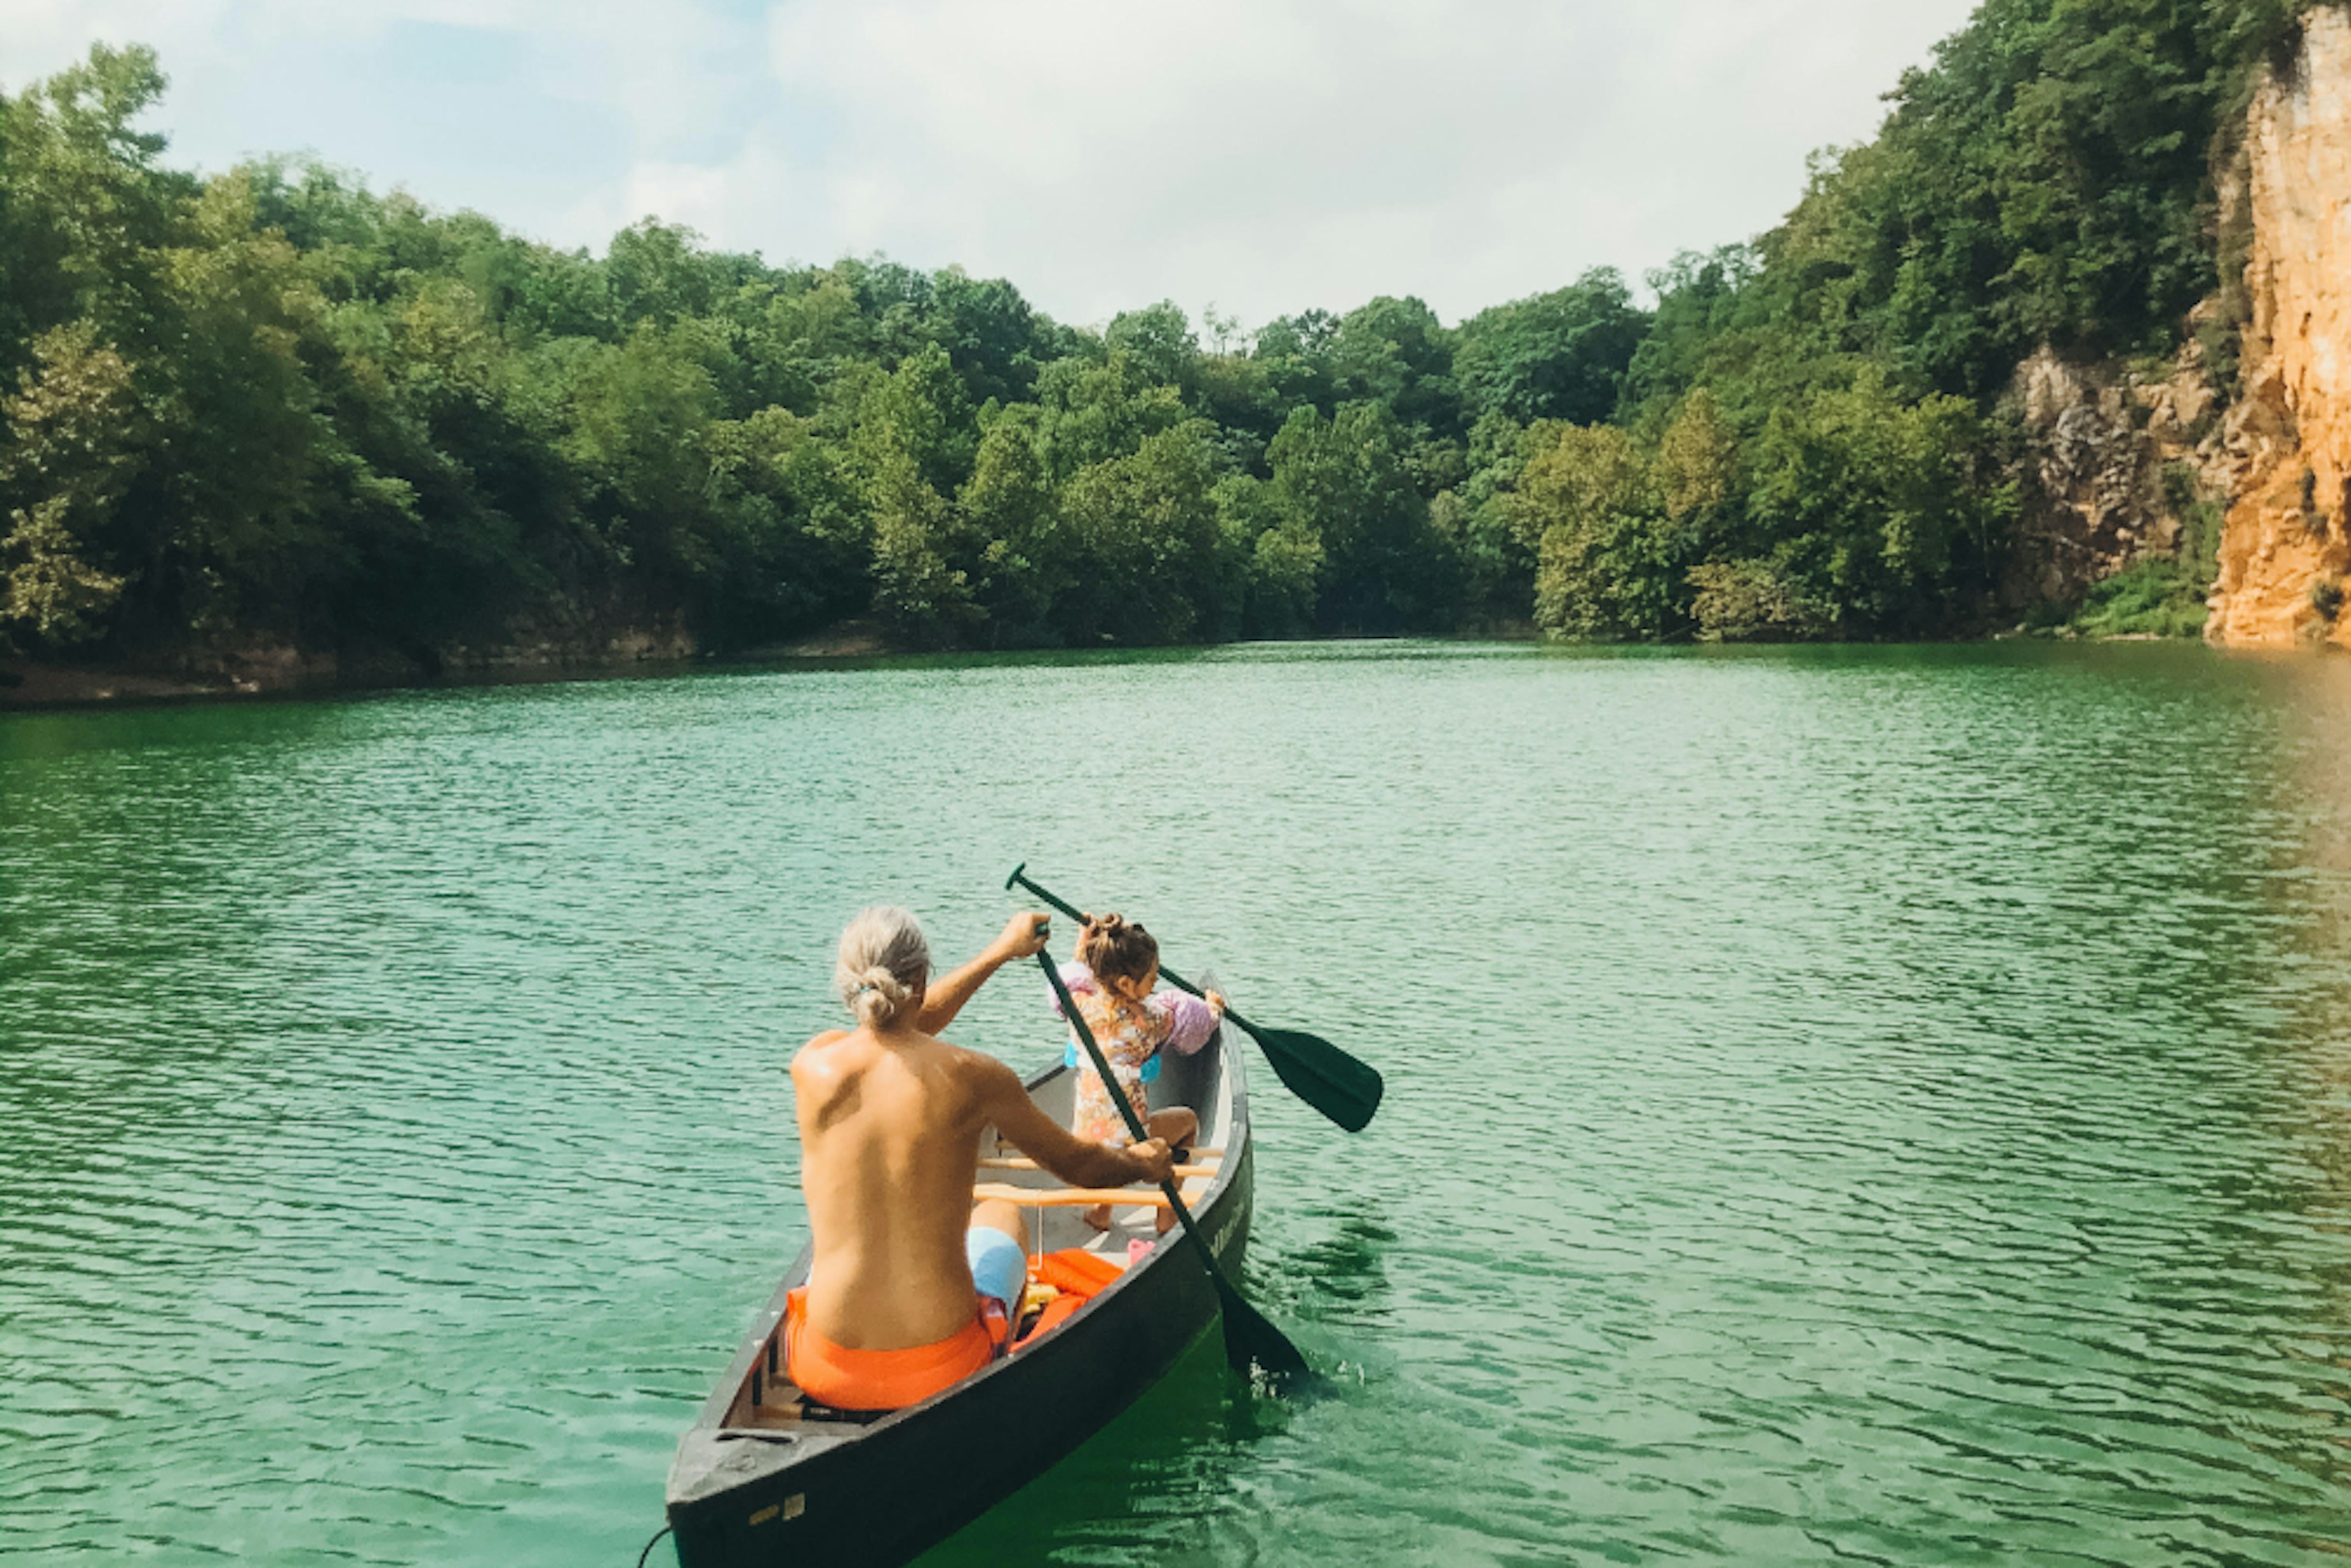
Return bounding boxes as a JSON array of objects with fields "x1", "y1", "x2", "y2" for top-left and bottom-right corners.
[
  {"x1": 972, "y1": 1181, "x2": 1208, "y2": 1211},
  {"x1": 978, "y1": 1155, "x2": 1221, "y2": 1180}
]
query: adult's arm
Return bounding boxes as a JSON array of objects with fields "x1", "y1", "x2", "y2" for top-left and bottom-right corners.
[
  {"x1": 973, "y1": 1057, "x2": 1174, "y2": 1190},
  {"x1": 915, "y1": 912, "x2": 1051, "y2": 1035}
]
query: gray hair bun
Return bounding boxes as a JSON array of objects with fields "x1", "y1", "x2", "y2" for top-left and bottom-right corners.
[{"x1": 834, "y1": 906, "x2": 930, "y2": 1029}]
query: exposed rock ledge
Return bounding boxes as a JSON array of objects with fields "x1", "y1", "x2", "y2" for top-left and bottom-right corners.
[{"x1": 2006, "y1": 344, "x2": 2221, "y2": 609}]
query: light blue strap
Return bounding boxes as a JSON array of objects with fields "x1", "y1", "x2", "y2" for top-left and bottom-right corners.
[{"x1": 1065, "y1": 1038, "x2": 1160, "y2": 1083}]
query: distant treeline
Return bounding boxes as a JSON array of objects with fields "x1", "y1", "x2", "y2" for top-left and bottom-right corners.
[{"x1": 0, "y1": 4, "x2": 2321, "y2": 661}]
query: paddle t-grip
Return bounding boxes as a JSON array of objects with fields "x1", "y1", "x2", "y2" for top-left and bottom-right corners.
[{"x1": 1008, "y1": 865, "x2": 1082, "y2": 923}]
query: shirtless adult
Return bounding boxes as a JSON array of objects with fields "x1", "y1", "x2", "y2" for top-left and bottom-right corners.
[{"x1": 785, "y1": 905, "x2": 1175, "y2": 1411}]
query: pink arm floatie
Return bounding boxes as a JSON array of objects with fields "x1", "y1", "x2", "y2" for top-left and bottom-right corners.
[
  {"x1": 1047, "y1": 959, "x2": 1096, "y2": 1018},
  {"x1": 1150, "y1": 990, "x2": 1220, "y2": 1056}
]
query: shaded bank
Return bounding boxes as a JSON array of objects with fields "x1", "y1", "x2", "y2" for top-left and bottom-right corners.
[{"x1": 0, "y1": 620, "x2": 877, "y2": 708}]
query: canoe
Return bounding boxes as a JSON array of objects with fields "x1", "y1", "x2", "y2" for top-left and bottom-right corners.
[{"x1": 665, "y1": 1015, "x2": 1253, "y2": 1567}]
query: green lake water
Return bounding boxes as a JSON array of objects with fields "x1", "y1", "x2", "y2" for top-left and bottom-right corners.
[{"x1": 6, "y1": 640, "x2": 2351, "y2": 1565}]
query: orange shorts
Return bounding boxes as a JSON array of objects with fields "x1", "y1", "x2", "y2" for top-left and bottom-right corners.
[{"x1": 784, "y1": 1288, "x2": 1010, "y2": 1411}]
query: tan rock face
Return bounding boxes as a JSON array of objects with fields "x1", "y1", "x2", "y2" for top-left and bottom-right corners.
[{"x1": 2208, "y1": 7, "x2": 2351, "y2": 646}]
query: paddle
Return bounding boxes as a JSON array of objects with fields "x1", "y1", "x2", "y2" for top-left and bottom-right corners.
[
  {"x1": 1007, "y1": 865, "x2": 1384, "y2": 1133},
  {"x1": 1036, "y1": 950, "x2": 1310, "y2": 1386}
]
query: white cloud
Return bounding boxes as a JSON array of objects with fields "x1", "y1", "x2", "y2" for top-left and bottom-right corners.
[
  {"x1": 732, "y1": 0, "x2": 1980, "y2": 324},
  {"x1": 4, "y1": 0, "x2": 1983, "y2": 327}
]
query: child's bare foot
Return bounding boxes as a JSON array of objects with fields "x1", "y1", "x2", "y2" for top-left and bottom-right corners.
[
  {"x1": 1082, "y1": 1202, "x2": 1112, "y2": 1231},
  {"x1": 1155, "y1": 1206, "x2": 1177, "y2": 1236}
]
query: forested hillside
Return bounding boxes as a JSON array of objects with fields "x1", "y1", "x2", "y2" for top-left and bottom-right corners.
[{"x1": 0, "y1": 2, "x2": 2327, "y2": 672}]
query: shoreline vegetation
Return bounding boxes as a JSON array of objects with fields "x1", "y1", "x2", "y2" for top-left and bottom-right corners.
[
  {"x1": 0, "y1": 623, "x2": 2238, "y2": 713},
  {"x1": 0, "y1": 623, "x2": 1486, "y2": 709},
  {"x1": 0, "y1": 3, "x2": 2327, "y2": 706}
]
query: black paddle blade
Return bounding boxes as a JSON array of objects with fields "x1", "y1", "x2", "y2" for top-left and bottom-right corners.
[
  {"x1": 1207, "y1": 1266, "x2": 1311, "y2": 1386},
  {"x1": 1244, "y1": 1022, "x2": 1384, "y2": 1133}
]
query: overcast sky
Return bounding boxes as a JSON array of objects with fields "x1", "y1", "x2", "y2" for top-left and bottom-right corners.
[{"x1": 4, "y1": 0, "x2": 1981, "y2": 329}]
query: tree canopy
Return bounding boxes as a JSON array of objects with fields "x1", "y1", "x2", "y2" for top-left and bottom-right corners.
[{"x1": 0, "y1": 9, "x2": 2322, "y2": 662}]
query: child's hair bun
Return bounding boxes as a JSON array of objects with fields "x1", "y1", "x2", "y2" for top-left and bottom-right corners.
[{"x1": 1077, "y1": 910, "x2": 1158, "y2": 986}]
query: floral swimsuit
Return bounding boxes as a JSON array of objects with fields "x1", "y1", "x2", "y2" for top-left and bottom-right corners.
[{"x1": 1052, "y1": 961, "x2": 1221, "y2": 1143}]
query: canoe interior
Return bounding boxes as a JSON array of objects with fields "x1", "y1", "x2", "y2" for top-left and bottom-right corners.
[
  {"x1": 665, "y1": 999, "x2": 1251, "y2": 1567},
  {"x1": 700, "y1": 1032, "x2": 1237, "y2": 1435}
]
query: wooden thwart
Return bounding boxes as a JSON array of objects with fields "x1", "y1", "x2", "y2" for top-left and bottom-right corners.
[
  {"x1": 978, "y1": 1157, "x2": 1220, "y2": 1180},
  {"x1": 972, "y1": 1181, "x2": 1209, "y2": 1212}
]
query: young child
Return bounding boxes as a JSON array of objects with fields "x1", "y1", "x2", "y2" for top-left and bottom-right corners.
[{"x1": 1057, "y1": 913, "x2": 1223, "y2": 1232}]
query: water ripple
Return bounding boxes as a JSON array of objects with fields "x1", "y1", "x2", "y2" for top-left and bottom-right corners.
[{"x1": 6, "y1": 643, "x2": 2351, "y2": 1564}]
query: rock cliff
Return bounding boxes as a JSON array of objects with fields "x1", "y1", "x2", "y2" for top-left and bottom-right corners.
[
  {"x1": 2010, "y1": 8, "x2": 2351, "y2": 641},
  {"x1": 2006, "y1": 345, "x2": 2219, "y2": 609},
  {"x1": 2208, "y1": 6, "x2": 2351, "y2": 646}
]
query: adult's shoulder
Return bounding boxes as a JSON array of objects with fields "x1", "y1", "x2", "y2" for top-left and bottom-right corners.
[
  {"x1": 790, "y1": 1029, "x2": 854, "y2": 1077},
  {"x1": 943, "y1": 1040, "x2": 1027, "y2": 1096}
]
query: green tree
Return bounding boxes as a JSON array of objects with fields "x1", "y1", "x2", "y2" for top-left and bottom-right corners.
[
  {"x1": 0, "y1": 44, "x2": 187, "y2": 376},
  {"x1": 1510, "y1": 423, "x2": 1687, "y2": 640},
  {"x1": 924, "y1": 268, "x2": 1050, "y2": 407},
  {"x1": 1743, "y1": 370, "x2": 2017, "y2": 634},
  {"x1": 0, "y1": 323, "x2": 139, "y2": 645},
  {"x1": 1204, "y1": 471, "x2": 1320, "y2": 637},
  {"x1": 1104, "y1": 301, "x2": 1198, "y2": 392},
  {"x1": 852, "y1": 348, "x2": 980, "y2": 640},
  {"x1": 1455, "y1": 271, "x2": 1649, "y2": 427},
  {"x1": 1267, "y1": 403, "x2": 1452, "y2": 632},
  {"x1": 699, "y1": 405, "x2": 868, "y2": 645},
  {"x1": 1324, "y1": 296, "x2": 1460, "y2": 437},
  {"x1": 149, "y1": 174, "x2": 361, "y2": 638},
  {"x1": 607, "y1": 219, "x2": 727, "y2": 326},
  {"x1": 561, "y1": 321, "x2": 725, "y2": 584},
  {"x1": 1056, "y1": 421, "x2": 1234, "y2": 644},
  {"x1": 957, "y1": 403, "x2": 1062, "y2": 642},
  {"x1": 1033, "y1": 351, "x2": 1188, "y2": 481}
]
